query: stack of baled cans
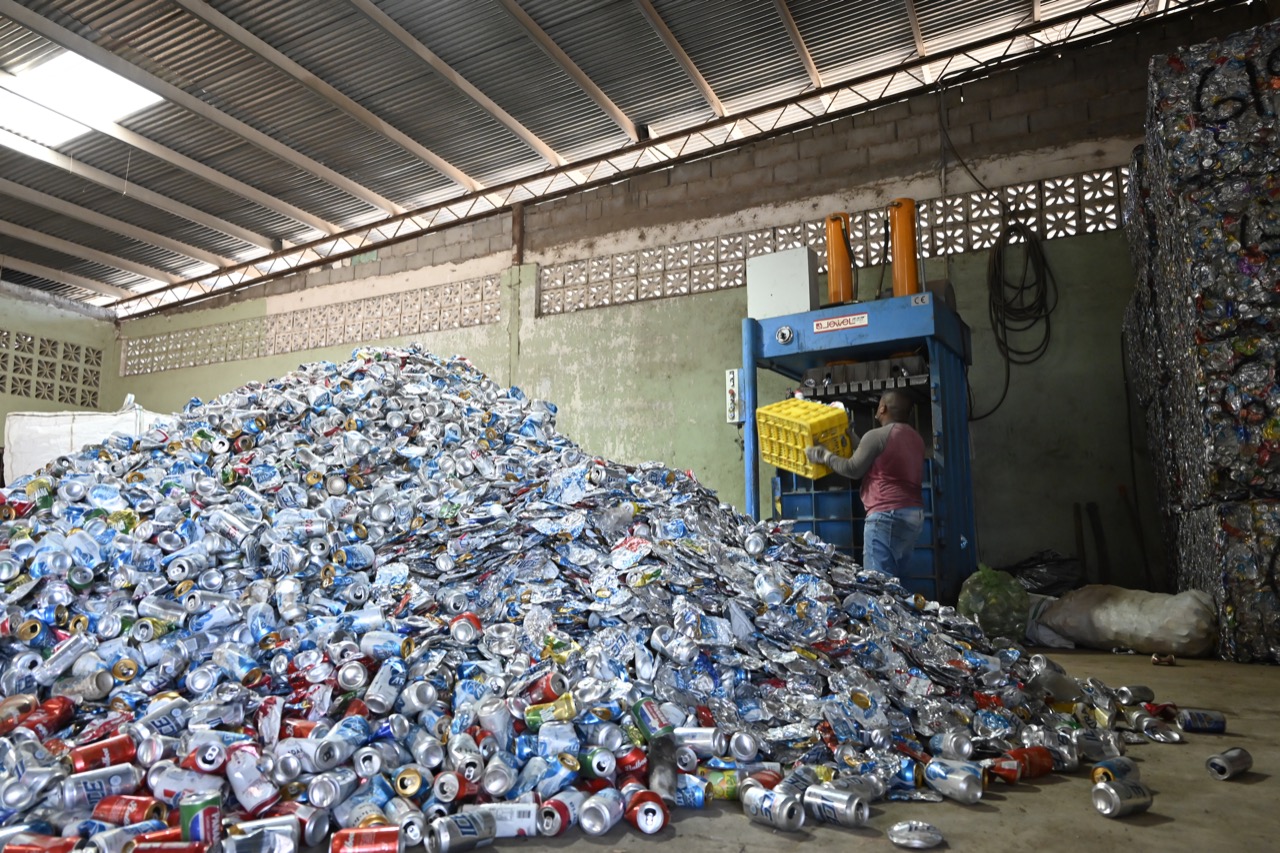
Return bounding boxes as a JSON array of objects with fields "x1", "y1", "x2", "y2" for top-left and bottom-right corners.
[
  {"x1": 1123, "y1": 18, "x2": 1280, "y2": 661},
  {"x1": 0, "y1": 346, "x2": 1248, "y2": 853}
]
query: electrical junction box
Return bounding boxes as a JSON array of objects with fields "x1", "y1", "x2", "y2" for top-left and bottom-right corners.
[
  {"x1": 746, "y1": 246, "x2": 822, "y2": 320},
  {"x1": 725, "y1": 368, "x2": 744, "y2": 423}
]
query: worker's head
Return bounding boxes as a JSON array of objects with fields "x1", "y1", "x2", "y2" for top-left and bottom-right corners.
[{"x1": 877, "y1": 390, "x2": 912, "y2": 425}]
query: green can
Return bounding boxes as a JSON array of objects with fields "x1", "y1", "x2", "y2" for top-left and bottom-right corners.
[
  {"x1": 178, "y1": 789, "x2": 223, "y2": 845},
  {"x1": 630, "y1": 697, "x2": 674, "y2": 742},
  {"x1": 700, "y1": 768, "x2": 740, "y2": 800}
]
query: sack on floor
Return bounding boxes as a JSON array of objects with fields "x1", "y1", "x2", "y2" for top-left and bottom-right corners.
[
  {"x1": 1037, "y1": 584, "x2": 1217, "y2": 657},
  {"x1": 1025, "y1": 594, "x2": 1075, "y2": 649},
  {"x1": 957, "y1": 564, "x2": 1029, "y2": 641}
]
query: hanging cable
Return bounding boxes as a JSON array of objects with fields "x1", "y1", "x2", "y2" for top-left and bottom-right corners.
[
  {"x1": 933, "y1": 83, "x2": 1059, "y2": 421},
  {"x1": 969, "y1": 221, "x2": 1059, "y2": 420}
]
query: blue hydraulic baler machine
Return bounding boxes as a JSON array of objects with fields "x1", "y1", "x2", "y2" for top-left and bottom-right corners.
[{"x1": 739, "y1": 209, "x2": 977, "y2": 602}]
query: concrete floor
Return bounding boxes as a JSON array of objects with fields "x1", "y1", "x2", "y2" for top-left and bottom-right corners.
[{"x1": 508, "y1": 650, "x2": 1275, "y2": 853}]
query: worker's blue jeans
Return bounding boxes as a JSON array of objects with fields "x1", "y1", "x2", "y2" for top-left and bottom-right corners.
[{"x1": 863, "y1": 507, "x2": 925, "y2": 576}]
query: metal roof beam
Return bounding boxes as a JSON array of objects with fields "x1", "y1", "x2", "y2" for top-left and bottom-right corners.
[
  {"x1": 0, "y1": 254, "x2": 136, "y2": 300},
  {"x1": 172, "y1": 0, "x2": 481, "y2": 192},
  {"x1": 0, "y1": 217, "x2": 178, "y2": 286},
  {"x1": 774, "y1": 0, "x2": 822, "y2": 89},
  {"x1": 0, "y1": 0, "x2": 405, "y2": 216},
  {"x1": 0, "y1": 67, "x2": 339, "y2": 237},
  {"x1": 496, "y1": 0, "x2": 640, "y2": 143},
  {"x1": 346, "y1": 0, "x2": 566, "y2": 168},
  {"x1": 0, "y1": 176, "x2": 231, "y2": 269},
  {"x1": 633, "y1": 0, "x2": 725, "y2": 117},
  {"x1": 0, "y1": 126, "x2": 276, "y2": 252},
  {"x1": 905, "y1": 0, "x2": 928, "y2": 57}
]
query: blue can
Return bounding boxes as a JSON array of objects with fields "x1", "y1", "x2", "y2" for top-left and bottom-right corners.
[
  {"x1": 513, "y1": 733, "x2": 539, "y2": 765},
  {"x1": 675, "y1": 773, "x2": 708, "y2": 808},
  {"x1": 534, "y1": 754, "x2": 579, "y2": 800}
]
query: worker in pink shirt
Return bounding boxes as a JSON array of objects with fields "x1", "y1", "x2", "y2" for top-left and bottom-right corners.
[{"x1": 806, "y1": 390, "x2": 925, "y2": 577}]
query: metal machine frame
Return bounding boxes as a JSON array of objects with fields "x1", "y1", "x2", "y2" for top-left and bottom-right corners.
[{"x1": 741, "y1": 292, "x2": 977, "y2": 601}]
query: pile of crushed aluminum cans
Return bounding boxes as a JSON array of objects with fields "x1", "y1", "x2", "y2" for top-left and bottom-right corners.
[
  {"x1": 0, "y1": 346, "x2": 1252, "y2": 853},
  {"x1": 1124, "y1": 18, "x2": 1280, "y2": 662}
]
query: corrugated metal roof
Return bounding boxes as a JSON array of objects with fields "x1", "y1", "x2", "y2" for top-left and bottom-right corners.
[
  {"x1": 0, "y1": 0, "x2": 1233, "y2": 308},
  {"x1": 520, "y1": 0, "x2": 714, "y2": 131}
]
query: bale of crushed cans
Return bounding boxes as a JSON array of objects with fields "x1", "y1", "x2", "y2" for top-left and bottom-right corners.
[
  {"x1": 1125, "y1": 19, "x2": 1280, "y2": 660},
  {"x1": 0, "y1": 344, "x2": 1250, "y2": 852}
]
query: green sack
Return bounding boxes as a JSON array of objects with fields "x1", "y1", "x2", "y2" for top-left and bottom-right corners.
[{"x1": 957, "y1": 564, "x2": 1029, "y2": 640}]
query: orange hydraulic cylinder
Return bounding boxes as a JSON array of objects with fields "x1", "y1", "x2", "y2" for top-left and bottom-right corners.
[
  {"x1": 825, "y1": 212, "x2": 853, "y2": 305},
  {"x1": 889, "y1": 198, "x2": 920, "y2": 297}
]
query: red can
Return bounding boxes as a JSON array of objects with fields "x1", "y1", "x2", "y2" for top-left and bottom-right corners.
[
  {"x1": 624, "y1": 789, "x2": 669, "y2": 835},
  {"x1": 755, "y1": 769, "x2": 783, "y2": 788},
  {"x1": 342, "y1": 698, "x2": 371, "y2": 718},
  {"x1": 94, "y1": 794, "x2": 168, "y2": 824},
  {"x1": 449, "y1": 612, "x2": 483, "y2": 644},
  {"x1": 330, "y1": 825, "x2": 403, "y2": 853},
  {"x1": 70, "y1": 733, "x2": 138, "y2": 773},
  {"x1": 521, "y1": 671, "x2": 568, "y2": 705},
  {"x1": 617, "y1": 747, "x2": 649, "y2": 778},
  {"x1": 5, "y1": 834, "x2": 80, "y2": 853},
  {"x1": 694, "y1": 705, "x2": 716, "y2": 728},
  {"x1": 576, "y1": 777, "x2": 613, "y2": 794},
  {"x1": 1003, "y1": 746, "x2": 1054, "y2": 780},
  {"x1": 985, "y1": 756, "x2": 1023, "y2": 785},
  {"x1": 280, "y1": 718, "x2": 323, "y2": 738},
  {"x1": 17, "y1": 696, "x2": 75, "y2": 740},
  {"x1": 136, "y1": 827, "x2": 186, "y2": 844}
]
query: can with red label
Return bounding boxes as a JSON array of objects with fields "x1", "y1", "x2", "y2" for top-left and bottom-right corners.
[
  {"x1": 7, "y1": 835, "x2": 81, "y2": 853},
  {"x1": 70, "y1": 734, "x2": 138, "y2": 773},
  {"x1": 93, "y1": 795, "x2": 168, "y2": 825},
  {"x1": 616, "y1": 747, "x2": 648, "y2": 778}
]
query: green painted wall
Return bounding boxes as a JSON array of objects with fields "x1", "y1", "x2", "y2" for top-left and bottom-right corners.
[
  {"x1": 944, "y1": 231, "x2": 1160, "y2": 589},
  {"x1": 118, "y1": 301, "x2": 509, "y2": 416},
  {"x1": 0, "y1": 294, "x2": 120, "y2": 415},
  {"x1": 116, "y1": 230, "x2": 1160, "y2": 590}
]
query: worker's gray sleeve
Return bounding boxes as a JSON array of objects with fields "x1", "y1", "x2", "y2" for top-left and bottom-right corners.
[{"x1": 825, "y1": 424, "x2": 891, "y2": 480}]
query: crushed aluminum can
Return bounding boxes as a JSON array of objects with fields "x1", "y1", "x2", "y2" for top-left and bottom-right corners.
[
  {"x1": 801, "y1": 784, "x2": 868, "y2": 828},
  {"x1": 887, "y1": 821, "x2": 944, "y2": 849},
  {"x1": 1092, "y1": 779, "x2": 1153, "y2": 817},
  {"x1": 741, "y1": 787, "x2": 805, "y2": 831},
  {"x1": 1206, "y1": 747, "x2": 1253, "y2": 781}
]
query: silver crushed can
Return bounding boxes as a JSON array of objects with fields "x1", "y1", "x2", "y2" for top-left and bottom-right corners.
[
  {"x1": 539, "y1": 789, "x2": 587, "y2": 836},
  {"x1": 671, "y1": 727, "x2": 726, "y2": 758},
  {"x1": 774, "y1": 764, "x2": 820, "y2": 797},
  {"x1": 384, "y1": 796, "x2": 428, "y2": 848},
  {"x1": 459, "y1": 803, "x2": 538, "y2": 838},
  {"x1": 729, "y1": 730, "x2": 760, "y2": 761},
  {"x1": 1092, "y1": 779, "x2": 1153, "y2": 817},
  {"x1": 1114, "y1": 685, "x2": 1155, "y2": 705},
  {"x1": 741, "y1": 786, "x2": 806, "y2": 831},
  {"x1": 802, "y1": 784, "x2": 869, "y2": 828},
  {"x1": 579, "y1": 788, "x2": 625, "y2": 836},
  {"x1": 428, "y1": 810, "x2": 498, "y2": 853},
  {"x1": 1206, "y1": 747, "x2": 1252, "y2": 780}
]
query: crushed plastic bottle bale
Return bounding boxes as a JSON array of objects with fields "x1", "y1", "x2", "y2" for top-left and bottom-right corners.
[{"x1": 0, "y1": 345, "x2": 1242, "y2": 851}]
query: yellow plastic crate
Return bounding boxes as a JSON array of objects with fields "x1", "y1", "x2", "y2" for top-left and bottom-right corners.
[{"x1": 756, "y1": 398, "x2": 851, "y2": 479}]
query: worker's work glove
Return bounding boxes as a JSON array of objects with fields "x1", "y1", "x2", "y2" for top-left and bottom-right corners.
[{"x1": 805, "y1": 445, "x2": 831, "y2": 464}]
